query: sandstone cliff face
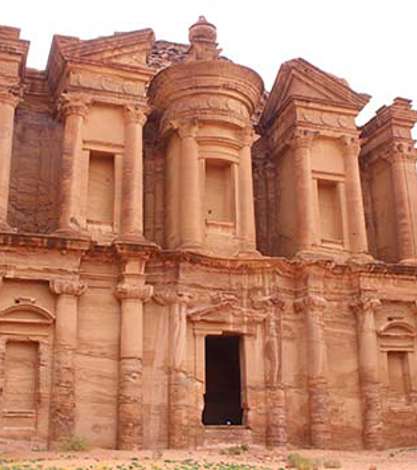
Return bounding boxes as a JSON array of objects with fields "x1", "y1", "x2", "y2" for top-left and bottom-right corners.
[{"x1": 0, "y1": 19, "x2": 416, "y2": 453}]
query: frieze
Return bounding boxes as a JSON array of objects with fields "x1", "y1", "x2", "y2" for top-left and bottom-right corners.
[{"x1": 69, "y1": 71, "x2": 143, "y2": 97}]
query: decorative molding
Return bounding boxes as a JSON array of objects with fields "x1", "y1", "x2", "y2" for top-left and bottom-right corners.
[
  {"x1": 49, "y1": 279, "x2": 87, "y2": 297},
  {"x1": 294, "y1": 293, "x2": 327, "y2": 313},
  {"x1": 58, "y1": 92, "x2": 91, "y2": 119},
  {"x1": 115, "y1": 282, "x2": 153, "y2": 301},
  {"x1": 124, "y1": 104, "x2": 150, "y2": 125}
]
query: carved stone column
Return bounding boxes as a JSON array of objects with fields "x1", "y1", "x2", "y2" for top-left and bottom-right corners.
[
  {"x1": 155, "y1": 288, "x2": 193, "y2": 448},
  {"x1": 49, "y1": 279, "x2": 86, "y2": 444},
  {"x1": 177, "y1": 120, "x2": 203, "y2": 250},
  {"x1": 264, "y1": 296, "x2": 287, "y2": 448},
  {"x1": 0, "y1": 86, "x2": 21, "y2": 230},
  {"x1": 56, "y1": 93, "x2": 90, "y2": 235},
  {"x1": 351, "y1": 297, "x2": 383, "y2": 449},
  {"x1": 340, "y1": 136, "x2": 369, "y2": 255},
  {"x1": 291, "y1": 130, "x2": 317, "y2": 253},
  {"x1": 386, "y1": 143, "x2": 417, "y2": 263},
  {"x1": 115, "y1": 280, "x2": 153, "y2": 450},
  {"x1": 296, "y1": 293, "x2": 331, "y2": 448},
  {"x1": 239, "y1": 127, "x2": 257, "y2": 253},
  {"x1": 121, "y1": 105, "x2": 148, "y2": 240}
]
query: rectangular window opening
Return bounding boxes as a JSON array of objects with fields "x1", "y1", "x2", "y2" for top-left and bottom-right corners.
[
  {"x1": 203, "y1": 335, "x2": 243, "y2": 426},
  {"x1": 317, "y1": 179, "x2": 343, "y2": 244},
  {"x1": 387, "y1": 351, "x2": 410, "y2": 395},
  {"x1": 4, "y1": 341, "x2": 38, "y2": 411},
  {"x1": 205, "y1": 160, "x2": 234, "y2": 224},
  {"x1": 87, "y1": 151, "x2": 115, "y2": 226}
]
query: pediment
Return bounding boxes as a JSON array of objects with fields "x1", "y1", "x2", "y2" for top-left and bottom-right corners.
[
  {"x1": 261, "y1": 58, "x2": 370, "y2": 127},
  {"x1": 188, "y1": 301, "x2": 267, "y2": 328},
  {"x1": 378, "y1": 321, "x2": 416, "y2": 338},
  {"x1": 0, "y1": 304, "x2": 55, "y2": 325},
  {"x1": 56, "y1": 29, "x2": 155, "y2": 67}
]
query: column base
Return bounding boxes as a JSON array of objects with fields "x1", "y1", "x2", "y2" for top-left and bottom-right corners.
[
  {"x1": 54, "y1": 227, "x2": 91, "y2": 240},
  {"x1": 399, "y1": 258, "x2": 417, "y2": 266},
  {"x1": 117, "y1": 232, "x2": 156, "y2": 246},
  {"x1": 0, "y1": 222, "x2": 16, "y2": 233},
  {"x1": 348, "y1": 253, "x2": 374, "y2": 264},
  {"x1": 236, "y1": 248, "x2": 263, "y2": 258}
]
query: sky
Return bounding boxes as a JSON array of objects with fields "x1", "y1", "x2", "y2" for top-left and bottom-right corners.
[{"x1": 3, "y1": 0, "x2": 417, "y2": 132}]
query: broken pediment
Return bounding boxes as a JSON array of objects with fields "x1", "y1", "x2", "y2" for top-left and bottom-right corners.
[
  {"x1": 0, "y1": 304, "x2": 55, "y2": 325},
  {"x1": 261, "y1": 58, "x2": 370, "y2": 127},
  {"x1": 57, "y1": 29, "x2": 155, "y2": 67}
]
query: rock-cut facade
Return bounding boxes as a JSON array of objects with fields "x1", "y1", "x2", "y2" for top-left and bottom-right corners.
[{"x1": 0, "y1": 17, "x2": 416, "y2": 451}]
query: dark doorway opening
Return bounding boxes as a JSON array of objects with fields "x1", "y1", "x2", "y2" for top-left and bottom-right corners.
[{"x1": 202, "y1": 335, "x2": 243, "y2": 425}]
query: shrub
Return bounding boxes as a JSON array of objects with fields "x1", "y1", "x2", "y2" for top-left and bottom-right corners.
[
  {"x1": 58, "y1": 434, "x2": 89, "y2": 452},
  {"x1": 287, "y1": 453, "x2": 316, "y2": 470},
  {"x1": 324, "y1": 459, "x2": 342, "y2": 468}
]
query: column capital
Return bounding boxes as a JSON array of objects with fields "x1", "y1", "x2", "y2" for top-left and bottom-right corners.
[
  {"x1": 294, "y1": 293, "x2": 327, "y2": 314},
  {"x1": 173, "y1": 118, "x2": 199, "y2": 139},
  {"x1": 350, "y1": 296, "x2": 381, "y2": 316},
  {"x1": 250, "y1": 288, "x2": 285, "y2": 311},
  {"x1": 49, "y1": 279, "x2": 87, "y2": 296},
  {"x1": 0, "y1": 85, "x2": 22, "y2": 107},
  {"x1": 240, "y1": 126, "x2": 256, "y2": 146},
  {"x1": 58, "y1": 92, "x2": 91, "y2": 119},
  {"x1": 153, "y1": 286, "x2": 194, "y2": 306},
  {"x1": 382, "y1": 141, "x2": 417, "y2": 164},
  {"x1": 124, "y1": 104, "x2": 150, "y2": 125},
  {"x1": 115, "y1": 282, "x2": 153, "y2": 301},
  {"x1": 339, "y1": 135, "x2": 361, "y2": 156},
  {"x1": 289, "y1": 129, "x2": 318, "y2": 149}
]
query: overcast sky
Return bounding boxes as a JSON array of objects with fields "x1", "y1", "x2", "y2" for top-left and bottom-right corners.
[{"x1": 3, "y1": 0, "x2": 417, "y2": 133}]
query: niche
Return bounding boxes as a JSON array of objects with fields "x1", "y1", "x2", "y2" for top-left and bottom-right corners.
[
  {"x1": 4, "y1": 341, "x2": 38, "y2": 410},
  {"x1": 87, "y1": 151, "x2": 115, "y2": 226},
  {"x1": 387, "y1": 351, "x2": 410, "y2": 395},
  {"x1": 205, "y1": 160, "x2": 234, "y2": 224},
  {"x1": 317, "y1": 179, "x2": 343, "y2": 243}
]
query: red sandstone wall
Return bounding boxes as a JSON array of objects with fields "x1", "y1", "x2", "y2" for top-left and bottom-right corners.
[{"x1": 9, "y1": 107, "x2": 62, "y2": 233}]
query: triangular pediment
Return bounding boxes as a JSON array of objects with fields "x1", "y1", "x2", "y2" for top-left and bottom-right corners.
[
  {"x1": 261, "y1": 58, "x2": 370, "y2": 127},
  {"x1": 55, "y1": 28, "x2": 155, "y2": 67}
]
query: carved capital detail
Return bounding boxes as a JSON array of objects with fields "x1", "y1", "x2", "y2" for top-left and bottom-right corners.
[
  {"x1": 153, "y1": 287, "x2": 194, "y2": 306},
  {"x1": 350, "y1": 297, "x2": 381, "y2": 316},
  {"x1": 174, "y1": 119, "x2": 199, "y2": 139},
  {"x1": 250, "y1": 288, "x2": 285, "y2": 311},
  {"x1": 58, "y1": 92, "x2": 91, "y2": 119},
  {"x1": 339, "y1": 135, "x2": 361, "y2": 156},
  {"x1": 240, "y1": 126, "x2": 256, "y2": 147},
  {"x1": 294, "y1": 293, "x2": 327, "y2": 314},
  {"x1": 124, "y1": 104, "x2": 149, "y2": 125},
  {"x1": 115, "y1": 282, "x2": 153, "y2": 302},
  {"x1": 0, "y1": 85, "x2": 22, "y2": 107},
  {"x1": 382, "y1": 141, "x2": 417, "y2": 164},
  {"x1": 49, "y1": 279, "x2": 87, "y2": 297},
  {"x1": 288, "y1": 129, "x2": 318, "y2": 149}
]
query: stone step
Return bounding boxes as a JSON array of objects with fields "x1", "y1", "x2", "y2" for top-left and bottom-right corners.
[{"x1": 203, "y1": 425, "x2": 253, "y2": 448}]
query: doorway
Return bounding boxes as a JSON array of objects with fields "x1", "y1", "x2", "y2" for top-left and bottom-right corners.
[{"x1": 202, "y1": 335, "x2": 243, "y2": 425}]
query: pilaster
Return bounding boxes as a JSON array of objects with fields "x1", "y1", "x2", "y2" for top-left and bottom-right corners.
[
  {"x1": 0, "y1": 86, "x2": 22, "y2": 230},
  {"x1": 290, "y1": 130, "x2": 318, "y2": 254},
  {"x1": 351, "y1": 297, "x2": 383, "y2": 450},
  {"x1": 120, "y1": 104, "x2": 149, "y2": 241},
  {"x1": 339, "y1": 135, "x2": 369, "y2": 257},
  {"x1": 154, "y1": 288, "x2": 194, "y2": 448},
  {"x1": 56, "y1": 93, "x2": 90, "y2": 236},
  {"x1": 114, "y1": 256, "x2": 153, "y2": 450},
  {"x1": 49, "y1": 279, "x2": 87, "y2": 444},
  {"x1": 176, "y1": 119, "x2": 203, "y2": 250},
  {"x1": 238, "y1": 126, "x2": 258, "y2": 255},
  {"x1": 295, "y1": 293, "x2": 331, "y2": 448}
]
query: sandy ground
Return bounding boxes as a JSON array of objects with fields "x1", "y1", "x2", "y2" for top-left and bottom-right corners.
[{"x1": 0, "y1": 446, "x2": 416, "y2": 469}]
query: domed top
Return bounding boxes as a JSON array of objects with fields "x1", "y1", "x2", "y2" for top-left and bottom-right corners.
[{"x1": 189, "y1": 16, "x2": 217, "y2": 44}]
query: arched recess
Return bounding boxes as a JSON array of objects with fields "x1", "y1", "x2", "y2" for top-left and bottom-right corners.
[{"x1": 0, "y1": 301, "x2": 54, "y2": 446}]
